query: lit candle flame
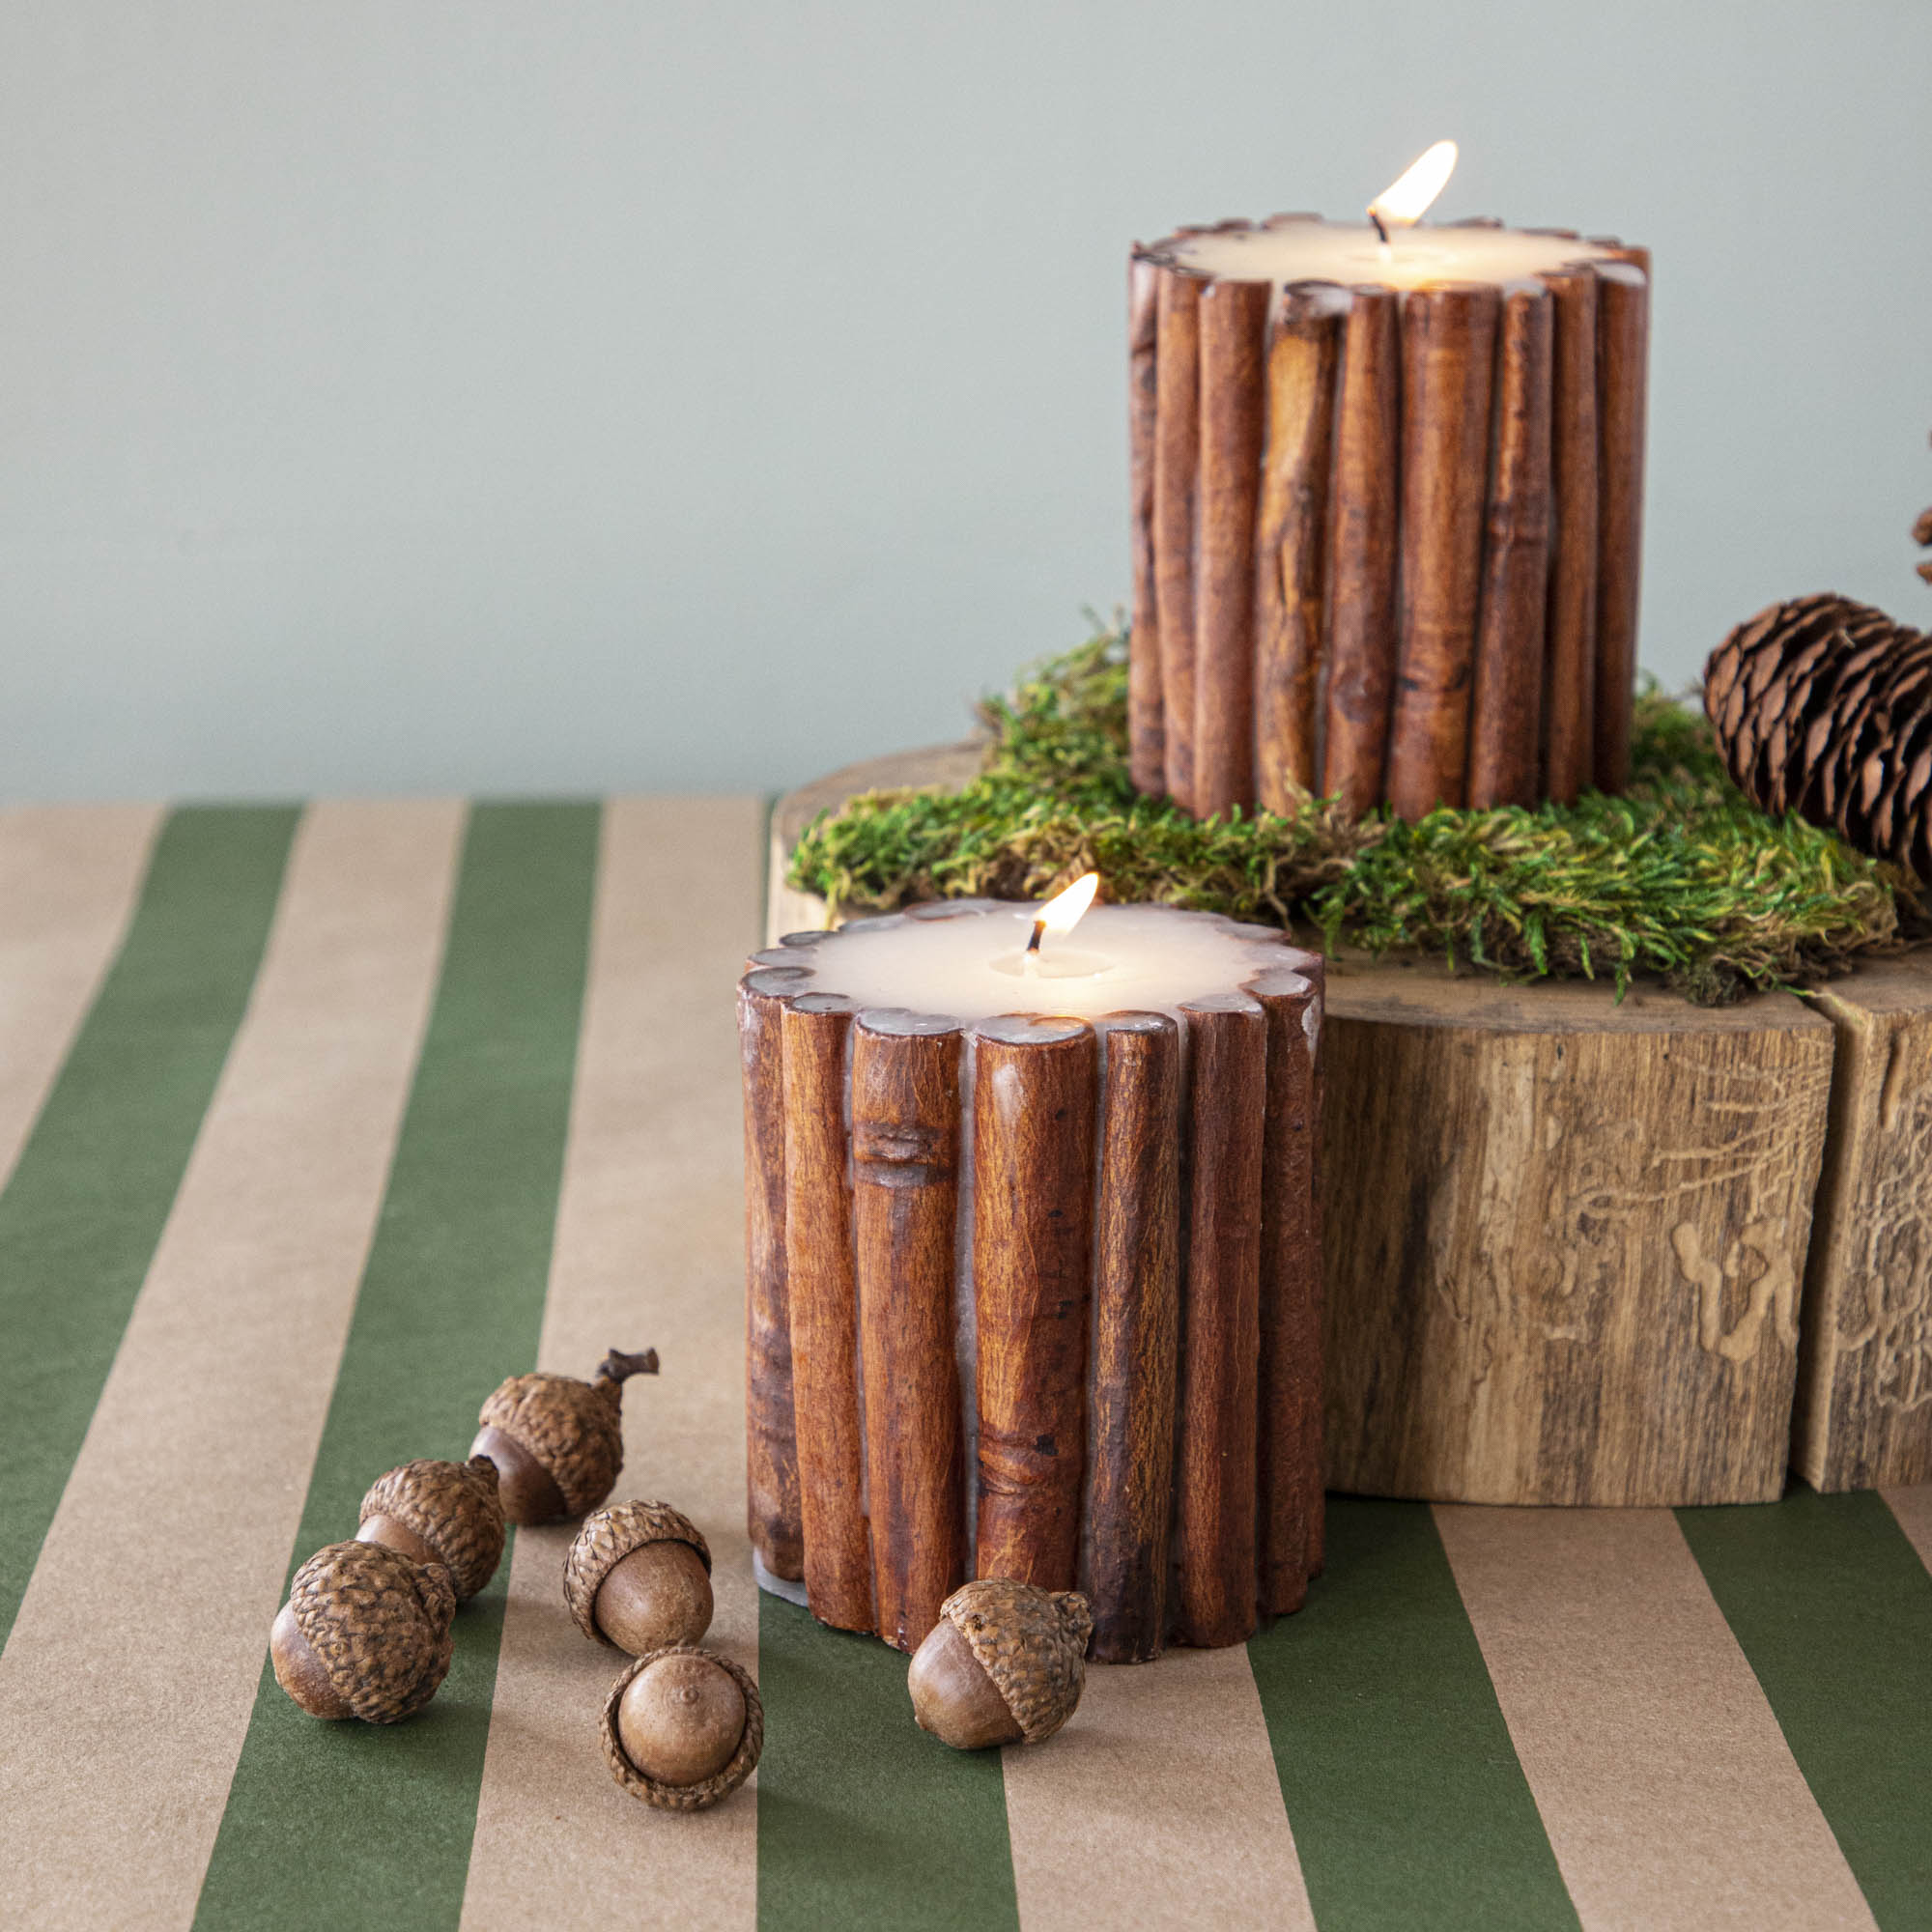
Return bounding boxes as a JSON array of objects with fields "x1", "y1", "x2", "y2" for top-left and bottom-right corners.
[
  {"x1": 1026, "y1": 871, "x2": 1100, "y2": 956},
  {"x1": 1368, "y1": 139, "x2": 1458, "y2": 238}
]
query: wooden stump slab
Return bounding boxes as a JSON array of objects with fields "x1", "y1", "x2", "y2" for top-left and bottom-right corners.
[
  {"x1": 766, "y1": 742, "x2": 1930, "y2": 1505},
  {"x1": 1321, "y1": 965, "x2": 1833, "y2": 1505},
  {"x1": 1796, "y1": 957, "x2": 1932, "y2": 1491}
]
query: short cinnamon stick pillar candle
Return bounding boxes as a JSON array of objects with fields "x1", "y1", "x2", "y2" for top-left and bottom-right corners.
[
  {"x1": 737, "y1": 889, "x2": 1325, "y2": 1663},
  {"x1": 1129, "y1": 212, "x2": 1649, "y2": 820}
]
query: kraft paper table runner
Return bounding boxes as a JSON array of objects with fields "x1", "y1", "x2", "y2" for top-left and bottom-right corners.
[{"x1": 0, "y1": 798, "x2": 1928, "y2": 1932}]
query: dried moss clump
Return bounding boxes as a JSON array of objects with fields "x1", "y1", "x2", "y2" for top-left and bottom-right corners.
[{"x1": 787, "y1": 626, "x2": 1912, "y2": 1003}]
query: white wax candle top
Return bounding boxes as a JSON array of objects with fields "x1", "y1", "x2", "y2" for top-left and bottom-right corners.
[
  {"x1": 772, "y1": 902, "x2": 1300, "y2": 1024},
  {"x1": 1163, "y1": 222, "x2": 1617, "y2": 293}
]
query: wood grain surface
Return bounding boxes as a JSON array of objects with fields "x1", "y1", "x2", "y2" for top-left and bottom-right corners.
[
  {"x1": 1193, "y1": 276, "x2": 1269, "y2": 820},
  {"x1": 1385, "y1": 282, "x2": 1501, "y2": 819},
  {"x1": 781, "y1": 992, "x2": 873, "y2": 1631},
  {"x1": 1081, "y1": 1011, "x2": 1183, "y2": 1662},
  {"x1": 1537, "y1": 263, "x2": 1601, "y2": 805},
  {"x1": 1321, "y1": 286, "x2": 1404, "y2": 817},
  {"x1": 972, "y1": 1014, "x2": 1098, "y2": 1589},
  {"x1": 1322, "y1": 966, "x2": 1834, "y2": 1505},
  {"x1": 1254, "y1": 288, "x2": 1343, "y2": 810},
  {"x1": 1174, "y1": 992, "x2": 1267, "y2": 1646},
  {"x1": 1251, "y1": 963, "x2": 1325, "y2": 1612},
  {"x1": 1127, "y1": 255, "x2": 1166, "y2": 798},
  {"x1": 1796, "y1": 955, "x2": 1932, "y2": 1490},
  {"x1": 738, "y1": 976, "x2": 804, "y2": 1580},
  {"x1": 1593, "y1": 257, "x2": 1651, "y2": 795},
  {"x1": 852, "y1": 1011, "x2": 969, "y2": 1649},
  {"x1": 1153, "y1": 269, "x2": 1203, "y2": 810},
  {"x1": 1466, "y1": 282, "x2": 1553, "y2": 810}
]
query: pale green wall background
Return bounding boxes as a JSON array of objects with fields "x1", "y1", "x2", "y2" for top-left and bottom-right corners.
[{"x1": 4, "y1": 2, "x2": 1928, "y2": 801}]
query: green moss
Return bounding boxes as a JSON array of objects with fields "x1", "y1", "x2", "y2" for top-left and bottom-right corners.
[{"x1": 787, "y1": 627, "x2": 1914, "y2": 1002}]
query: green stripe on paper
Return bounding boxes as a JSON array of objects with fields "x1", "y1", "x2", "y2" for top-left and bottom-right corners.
[
  {"x1": 757, "y1": 1594, "x2": 1020, "y2": 1932},
  {"x1": 194, "y1": 802, "x2": 600, "y2": 1932},
  {"x1": 1248, "y1": 1498, "x2": 1578, "y2": 1932},
  {"x1": 0, "y1": 804, "x2": 299, "y2": 1649},
  {"x1": 1678, "y1": 1488, "x2": 1932, "y2": 1928}
]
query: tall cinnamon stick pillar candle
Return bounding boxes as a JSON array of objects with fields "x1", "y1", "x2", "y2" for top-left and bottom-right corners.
[
  {"x1": 1128, "y1": 217, "x2": 1650, "y2": 819},
  {"x1": 738, "y1": 895, "x2": 1325, "y2": 1662}
]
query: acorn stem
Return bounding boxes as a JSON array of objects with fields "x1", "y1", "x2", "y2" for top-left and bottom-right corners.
[{"x1": 596, "y1": 1347, "x2": 660, "y2": 1397}]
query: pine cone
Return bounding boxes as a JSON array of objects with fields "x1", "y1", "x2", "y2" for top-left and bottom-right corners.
[
  {"x1": 1917, "y1": 502, "x2": 1932, "y2": 585},
  {"x1": 1706, "y1": 594, "x2": 1932, "y2": 881}
]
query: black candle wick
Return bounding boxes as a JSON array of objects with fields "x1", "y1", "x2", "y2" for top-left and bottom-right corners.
[
  {"x1": 1026, "y1": 920, "x2": 1047, "y2": 954},
  {"x1": 1369, "y1": 210, "x2": 1391, "y2": 245}
]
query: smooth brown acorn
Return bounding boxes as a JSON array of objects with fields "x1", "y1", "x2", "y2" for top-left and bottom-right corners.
[
  {"x1": 564, "y1": 1499, "x2": 712, "y2": 1654},
  {"x1": 269, "y1": 1540, "x2": 456, "y2": 1723},
  {"x1": 470, "y1": 1347, "x2": 659, "y2": 1524},
  {"x1": 599, "y1": 1645, "x2": 763, "y2": 1811},
  {"x1": 357, "y1": 1455, "x2": 505, "y2": 1601},
  {"x1": 907, "y1": 1578, "x2": 1092, "y2": 1750}
]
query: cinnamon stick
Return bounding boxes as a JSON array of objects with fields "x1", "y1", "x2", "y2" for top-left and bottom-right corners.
[
  {"x1": 1385, "y1": 282, "x2": 1501, "y2": 818},
  {"x1": 1081, "y1": 1011, "x2": 1182, "y2": 1662},
  {"x1": 781, "y1": 992, "x2": 873, "y2": 1633},
  {"x1": 972, "y1": 1013, "x2": 1097, "y2": 1590},
  {"x1": 1247, "y1": 964, "x2": 1323, "y2": 1613},
  {"x1": 1193, "y1": 276, "x2": 1269, "y2": 818},
  {"x1": 1173, "y1": 992, "x2": 1266, "y2": 1647},
  {"x1": 1538, "y1": 263, "x2": 1600, "y2": 802},
  {"x1": 739, "y1": 970, "x2": 806, "y2": 1581},
  {"x1": 1467, "y1": 282, "x2": 1554, "y2": 808},
  {"x1": 1153, "y1": 270, "x2": 1203, "y2": 809},
  {"x1": 1128, "y1": 256, "x2": 1166, "y2": 796},
  {"x1": 1254, "y1": 285, "x2": 1344, "y2": 810},
  {"x1": 1593, "y1": 257, "x2": 1650, "y2": 794},
  {"x1": 852, "y1": 1011, "x2": 967, "y2": 1652},
  {"x1": 1321, "y1": 286, "x2": 1402, "y2": 815}
]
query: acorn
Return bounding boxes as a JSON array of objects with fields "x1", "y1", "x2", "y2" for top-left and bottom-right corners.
[
  {"x1": 269, "y1": 1539, "x2": 456, "y2": 1723},
  {"x1": 599, "y1": 1645, "x2": 763, "y2": 1812},
  {"x1": 564, "y1": 1500, "x2": 712, "y2": 1654},
  {"x1": 357, "y1": 1454, "x2": 505, "y2": 1601},
  {"x1": 907, "y1": 1579, "x2": 1092, "y2": 1750},
  {"x1": 470, "y1": 1346, "x2": 659, "y2": 1524}
]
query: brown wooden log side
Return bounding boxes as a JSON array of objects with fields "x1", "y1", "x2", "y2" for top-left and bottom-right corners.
[
  {"x1": 1593, "y1": 258, "x2": 1651, "y2": 795},
  {"x1": 1538, "y1": 264, "x2": 1600, "y2": 804},
  {"x1": 739, "y1": 974, "x2": 805, "y2": 1581},
  {"x1": 1081, "y1": 1011, "x2": 1183, "y2": 1663},
  {"x1": 972, "y1": 1015, "x2": 1098, "y2": 1589},
  {"x1": 780, "y1": 992, "x2": 874, "y2": 1632},
  {"x1": 1254, "y1": 287, "x2": 1344, "y2": 810},
  {"x1": 1248, "y1": 964, "x2": 1324, "y2": 1612},
  {"x1": 1321, "y1": 286, "x2": 1404, "y2": 816},
  {"x1": 1127, "y1": 256, "x2": 1166, "y2": 797},
  {"x1": 851, "y1": 1012, "x2": 968, "y2": 1651},
  {"x1": 1321, "y1": 968, "x2": 1833, "y2": 1507},
  {"x1": 1153, "y1": 270, "x2": 1203, "y2": 810},
  {"x1": 1466, "y1": 283, "x2": 1555, "y2": 809},
  {"x1": 1793, "y1": 957, "x2": 1932, "y2": 1490},
  {"x1": 1193, "y1": 277, "x2": 1270, "y2": 819},
  {"x1": 1173, "y1": 992, "x2": 1268, "y2": 1647},
  {"x1": 1384, "y1": 282, "x2": 1502, "y2": 819}
]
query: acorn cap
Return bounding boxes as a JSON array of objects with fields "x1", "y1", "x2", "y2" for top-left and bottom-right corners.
[
  {"x1": 564, "y1": 1499, "x2": 711, "y2": 1644},
  {"x1": 475, "y1": 1348, "x2": 658, "y2": 1518},
  {"x1": 599, "y1": 1645, "x2": 763, "y2": 1812},
  {"x1": 940, "y1": 1579, "x2": 1093, "y2": 1744},
  {"x1": 359, "y1": 1455, "x2": 505, "y2": 1601},
  {"x1": 287, "y1": 1540, "x2": 456, "y2": 1724}
]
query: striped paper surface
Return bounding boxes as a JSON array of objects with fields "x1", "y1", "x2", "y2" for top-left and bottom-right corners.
[{"x1": 0, "y1": 799, "x2": 1928, "y2": 1931}]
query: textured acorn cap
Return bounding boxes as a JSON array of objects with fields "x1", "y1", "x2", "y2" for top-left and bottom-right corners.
[
  {"x1": 359, "y1": 1455, "x2": 505, "y2": 1601},
  {"x1": 940, "y1": 1579, "x2": 1092, "y2": 1744},
  {"x1": 599, "y1": 1645, "x2": 763, "y2": 1811},
  {"x1": 564, "y1": 1499, "x2": 711, "y2": 1643},
  {"x1": 287, "y1": 1540, "x2": 456, "y2": 1724},
  {"x1": 475, "y1": 1348, "x2": 658, "y2": 1519}
]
